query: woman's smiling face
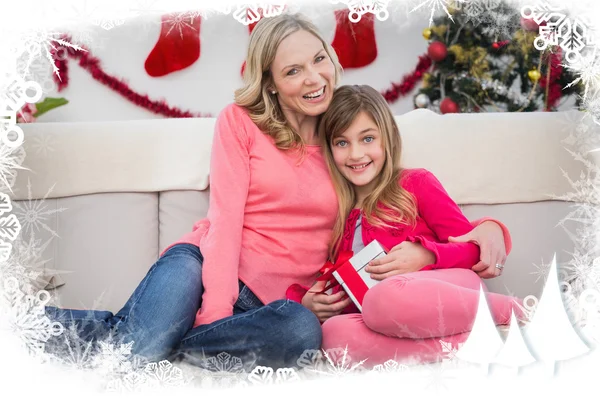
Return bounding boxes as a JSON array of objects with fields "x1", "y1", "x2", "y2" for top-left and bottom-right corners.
[{"x1": 270, "y1": 29, "x2": 336, "y2": 118}]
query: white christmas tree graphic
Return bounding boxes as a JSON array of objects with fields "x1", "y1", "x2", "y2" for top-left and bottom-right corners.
[
  {"x1": 455, "y1": 253, "x2": 590, "y2": 376},
  {"x1": 492, "y1": 310, "x2": 536, "y2": 374},
  {"x1": 522, "y1": 253, "x2": 590, "y2": 375},
  {"x1": 454, "y1": 284, "x2": 505, "y2": 374}
]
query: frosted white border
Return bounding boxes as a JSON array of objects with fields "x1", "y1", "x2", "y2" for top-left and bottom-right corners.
[{"x1": 1, "y1": 0, "x2": 599, "y2": 398}]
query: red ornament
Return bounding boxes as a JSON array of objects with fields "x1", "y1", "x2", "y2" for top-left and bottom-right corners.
[
  {"x1": 145, "y1": 13, "x2": 202, "y2": 77},
  {"x1": 520, "y1": 17, "x2": 539, "y2": 32},
  {"x1": 331, "y1": 9, "x2": 378, "y2": 69},
  {"x1": 427, "y1": 41, "x2": 448, "y2": 62},
  {"x1": 440, "y1": 98, "x2": 459, "y2": 114},
  {"x1": 492, "y1": 40, "x2": 510, "y2": 50}
]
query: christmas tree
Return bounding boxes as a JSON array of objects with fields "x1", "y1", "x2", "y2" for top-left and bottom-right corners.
[{"x1": 414, "y1": 1, "x2": 584, "y2": 114}]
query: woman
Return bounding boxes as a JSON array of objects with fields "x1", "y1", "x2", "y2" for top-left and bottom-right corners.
[{"x1": 45, "y1": 13, "x2": 510, "y2": 370}]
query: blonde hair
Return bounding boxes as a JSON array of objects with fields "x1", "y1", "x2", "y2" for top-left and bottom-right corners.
[
  {"x1": 319, "y1": 85, "x2": 418, "y2": 260},
  {"x1": 234, "y1": 13, "x2": 343, "y2": 152}
]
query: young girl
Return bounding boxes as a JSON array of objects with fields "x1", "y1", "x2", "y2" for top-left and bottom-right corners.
[{"x1": 306, "y1": 85, "x2": 525, "y2": 365}]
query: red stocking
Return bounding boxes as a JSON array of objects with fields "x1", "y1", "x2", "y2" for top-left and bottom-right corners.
[
  {"x1": 331, "y1": 9, "x2": 378, "y2": 69},
  {"x1": 145, "y1": 13, "x2": 202, "y2": 77}
]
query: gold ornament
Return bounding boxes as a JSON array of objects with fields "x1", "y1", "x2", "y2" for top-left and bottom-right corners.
[
  {"x1": 448, "y1": 45, "x2": 489, "y2": 78},
  {"x1": 423, "y1": 28, "x2": 432, "y2": 40},
  {"x1": 430, "y1": 25, "x2": 448, "y2": 38},
  {"x1": 422, "y1": 73, "x2": 432, "y2": 88},
  {"x1": 528, "y1": 69, "x2": 541, "y2": 82}
]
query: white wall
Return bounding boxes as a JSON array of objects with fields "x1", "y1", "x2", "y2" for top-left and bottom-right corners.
[{"x1": 30, "y1": 3, "x2": 572, "y2": 123}]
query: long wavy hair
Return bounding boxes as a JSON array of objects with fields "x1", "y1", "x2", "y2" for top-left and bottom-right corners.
[
  {"x1": 319, "y1": 85, "x2": 418, "y2": 260},
  {"x1": 234, "y1": 13, "x2": 343, "y2": 153}
]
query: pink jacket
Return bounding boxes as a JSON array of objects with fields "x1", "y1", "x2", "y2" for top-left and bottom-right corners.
[{"x1": 286, "y1": 168, "x2": 512, "y2": 308}]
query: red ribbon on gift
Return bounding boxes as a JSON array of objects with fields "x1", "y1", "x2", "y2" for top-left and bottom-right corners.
[{"x1": 314, "y1": 250, "x2": 353, "y2": 294}]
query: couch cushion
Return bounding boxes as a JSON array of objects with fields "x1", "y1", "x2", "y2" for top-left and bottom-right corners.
[
  {"x1": 14, "y1": 117, "x2": 215, "y2": 200},
  {"x1": 15, "y1": 110, "x2": 595, "y2": 206},
  {"x1": 42, "y1": 193, "x2": 159, "y2": 312},
  {"x1": 159, "y1": 190, "x2": 210, "y2": 254},
  {"x1": 397, "y1": 109, "x2": 597, "y2": 205},
  {"x1": 461, "y1": 200, "x2": 583, "y2": 299}
]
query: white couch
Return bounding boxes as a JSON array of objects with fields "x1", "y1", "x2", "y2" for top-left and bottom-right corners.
[{"x1": 10, "y1": 108, "x2": 598, "y2": 313}]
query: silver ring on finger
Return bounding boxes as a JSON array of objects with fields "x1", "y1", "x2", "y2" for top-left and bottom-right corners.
[{"x1": 495, "y1": 263, "x2": 504, "y2": 270}]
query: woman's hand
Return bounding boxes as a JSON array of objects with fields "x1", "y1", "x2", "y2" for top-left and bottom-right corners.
[
  {"x1": 301, "y1": 280, "x2": 352, "y2": 323},
  {"x1": 448, "y1": 221, "x2": 506, "y2": 279},
  {"x1": 365, "y1": 241, "x2": 435, "y2": 280}
]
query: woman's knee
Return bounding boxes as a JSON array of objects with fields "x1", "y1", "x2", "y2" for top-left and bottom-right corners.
[
  {"x1": 267, "y1": 300, "x2": 322, "y2": 352},
  {"x1": 156, "y1": 244, "x2": 203, "y2": 287}
]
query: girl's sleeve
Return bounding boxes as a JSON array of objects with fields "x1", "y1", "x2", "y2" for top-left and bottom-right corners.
[
  {"x1": 194, "y1": 105, "x2": 251, "y2": 326},
  {"x1": 404, "y1": 169, "x2": 480, "y2": 269}
]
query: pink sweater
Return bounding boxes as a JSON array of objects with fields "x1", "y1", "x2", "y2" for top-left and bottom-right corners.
[
  {"x1": 163, "y1": 104, "x2": 338, "y2": 327},
  {"x1": 286, "y1": 168, "x2": 512, "y2": 309},
  {"x1": 339, "y1": 168, "x2": 484, "y2": 267}
]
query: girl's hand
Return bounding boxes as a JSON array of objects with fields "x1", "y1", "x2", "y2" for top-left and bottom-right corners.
[
  {"x1": 301, "y1": 280, "x2": 352, "y2": 323},
  {"x1": 365, "y1": 241, "x2": 435, "y2": 280},
  {"x1": 448, "y1": 221, "x2": 507, "y2": 279}
]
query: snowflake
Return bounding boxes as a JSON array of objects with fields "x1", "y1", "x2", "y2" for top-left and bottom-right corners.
[
  {"x1": 521, "y1": 2, "x2": 594, "y2": 64},
  {"x1": 15, "y1": 55, "x2": 56, "y2": 95},
  {"x1": 564, "y1": 49, "x2": 600, "y2": 100},
  {"x1": 332, "y1": 0, "x2": 391, "y2": 22},
  {"x1": 233, "y1": 5, "x2": 262, "y2": 26},
  {"x1": 0, "y1": 142, "x2": 27, "y2": 195},
  {"x1": 0, "y1": 213, "x2": 21, "y2": 243},
  {"x1": 371, "y1": 359, "x2": 409, "y2": 373},
  {"x1": 297, "y1": 347, "x2": 366, "y2": 378},
  {"x1": 559, "y1": 109, "x2": 600, "y2": 154},
  {"x1": 108, "y1": 359, "x2": 185, "y2": 392},
  {"x1": 90, "y1": 8, "x2": 126, "y2": 31},
  {"x1": 409, "y1": 0, "x2": 466, "y2": 26},
  {"x1": 439, "y1": 339, "x2": 463, "y2": 364},
  {"x1": 30, "y1": 133, "x2": 56, "y2": 158},
  {"x1": 0, "y1": 232, "x2": 56, "y2": 292},
  {"x1": 12, "y1": 179, "x2": 68, "y2": 238},
  {"x1": 203, "y1": 351, "x2": 245, "y2": 374},
  {"x1": 530, "y1": 258, "x2": 552, "y2": 284},
  {"x1": 423, "y1": 363, "x2": 455, "y2": 392},
  {"x1": 480, "y1": 8, "x2": 520, "y2": 40},
  {"x1": 18, "y1": 30, "x2": 86, "y2": 81},
  {"x1": 561, "y1": 249, "x2": 600, "y2": 293},
  {"x1": 48, "y1": 323, "x2": 96, "y2": 370},
  {"x1": 162, "y1": 12, "x2": 199, "y2": 39},
  {"x1": 577, "y1": 289, "x2": 600, "y2": 345},
  {"x1": 0, "y1": 277, "x2": 64, "y2": 357},
  {"x1": 192, "y1": 352, "x2": 247, "y2": 388},
  {"x1": 144, "y1": 360, "x2": 184, "y2": 386},
  {"x1": 246, "y1": 366, "x2": 300, "y2": 386},
  {"x1": 232, "y1": 3, "x2": 286, "y2": 26},
  {"x1": 92, "y1": 340, "x2": 135, "y2": 375},
  {"x1": 317, "y1": 346, "x2": 366, "y2": 377}
]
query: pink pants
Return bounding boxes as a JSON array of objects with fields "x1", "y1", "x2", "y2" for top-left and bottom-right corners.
[{"x1": 321, "y1": 269, "x2": 523, "y2": 366}]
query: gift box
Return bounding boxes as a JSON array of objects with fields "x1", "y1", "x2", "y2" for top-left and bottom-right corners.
[{"x1": 331, "y1": 240, "x2": 387, "y2": 311}]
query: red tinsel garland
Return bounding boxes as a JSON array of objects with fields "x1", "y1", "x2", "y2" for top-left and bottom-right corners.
[
  {"x1": 382, "y1": 55, "x2": 432, "y2": 103},
  {"x1": 52, "y1": 36, "x2": 211, "y2": 118},
  {"x1": 52, "y1": 36, "x2": 429, "y2": 118}
]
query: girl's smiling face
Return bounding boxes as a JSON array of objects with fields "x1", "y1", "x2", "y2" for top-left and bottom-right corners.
[{"x1": 331, "y1": 111, "x2": 385, "y2": 199}]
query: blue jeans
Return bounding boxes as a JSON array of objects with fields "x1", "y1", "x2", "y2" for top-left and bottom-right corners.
[{"x1": 45, "y1": 244, "x2": 322, "y2": 369}]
